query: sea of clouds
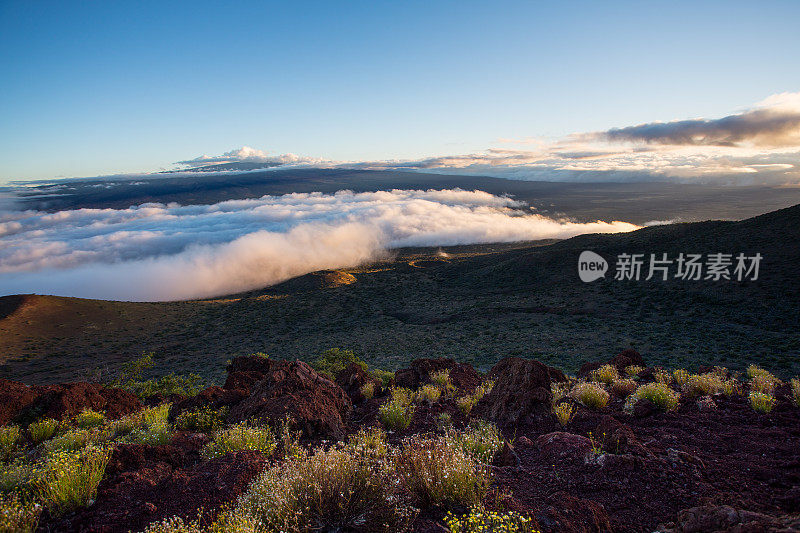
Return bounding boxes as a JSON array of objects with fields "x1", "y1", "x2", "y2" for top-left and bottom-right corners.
[{"x1": 0, "y1": 189, "x2": 638, "y2": 301}]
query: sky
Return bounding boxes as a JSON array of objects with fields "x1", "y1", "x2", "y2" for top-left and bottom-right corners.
[{"x1": 2, "y1": 0, "x2": 800, "y2": 183}]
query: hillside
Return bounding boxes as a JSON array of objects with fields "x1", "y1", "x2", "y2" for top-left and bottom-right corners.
[{"x1": 1, "y1": 205, "x2": 799, "y2": 385}]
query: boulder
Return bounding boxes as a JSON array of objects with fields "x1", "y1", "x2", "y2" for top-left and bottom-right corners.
[
  {"x1": 535, "y1": 431, "x2": 592, "y2": 463},
  {"x1": 223, "y1": 355, "x2": 274, "y2": 394},
  {"x1": 609, "y1": 348, "x2": 645, "y2": 372},
  {"x1": 0, "y1": 379, "x2": 39, "y2": 425},
  {"x1": 394, "y1": 357, "x2": 482, "y2": 392},
  {"x1": 536, "y1": 493, "x2": 613, "y2": 533},
  {"x1": 335, "y1": 363, "x2": 380, "y2": 403},
  {"x1": 228, "y1": 359, "x2": 351, "y2": 439},
  {"x1": 659, "y1": 505, "x2": 790, "y2": 533},
  {"x1": 473, "y1": 357, "x2": 554, "y2": 428},
  {"x1": 594, "y1": 415, "x2": 646, "y2": 456}
]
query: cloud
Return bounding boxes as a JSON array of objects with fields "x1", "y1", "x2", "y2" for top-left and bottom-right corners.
[
  {"x1": 0, "y1": 189, "x2": 638, "y2": 301},
  {"x1": 175, "y1": 146, "x2": 322, "y2": 167}
]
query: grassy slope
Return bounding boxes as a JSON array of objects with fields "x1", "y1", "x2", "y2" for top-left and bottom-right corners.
[{"x1": 1, "y1": 205, "x2": 798, "y2": 385}]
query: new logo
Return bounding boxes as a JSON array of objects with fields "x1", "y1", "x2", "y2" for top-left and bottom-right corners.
[{"x1": 578, "y1": 251, "x2": 608, "y2": 282}]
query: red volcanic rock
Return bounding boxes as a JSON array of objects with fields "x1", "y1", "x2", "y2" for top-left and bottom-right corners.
[
  {"x1": 228, "y1": 359, "x2": 351, "y2": 439},
  {"x1": 610, "y1": 349, "x2": 646, "y2": 372},
  {"x1": 535, "y1": 431, "x2": 592, "y2": 463},
  {"x1": 473, "y1": 357, "x2": 556, "y2": 428},
  {"x1": 577, "y1": 361, "x2": 603, "y2": 380},
  {"x1": 394, "y1": 357, "x2": 482, "y2": 392},
  {"x1": 659, "y1": 505, "x2": 792, "y2": 533},
  {"x1": 0, "y1": 379, "x2": 39, "y2": 425},
  {"x1": 595, "y1": 415, "x2": 647, "y2": 456},
  {"x1": 536, "y1": 493, "x2": 613, "y2": 533},
  {"x1": 105, "y1": 444, "x2": 190, "y2": 478},
  {"x1": 336, "y1": 362, "x2": 380, "y2": 403},
  {"x1": 0, "y1": 380, "x2": 141, "y2": 424},
  {"x1": 223, "y1": 355, "x2": 274, "y2": 394},
  {"x1": 65, "y1": 451, "x2": 268, "y2": 532},
  {"x1": 172, "y1": 386, "x2": 247, "y2": 417}
]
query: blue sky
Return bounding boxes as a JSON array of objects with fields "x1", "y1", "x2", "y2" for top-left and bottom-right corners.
[{"x1": 1, "y1": 0, "x2": 800, "y2": 182}]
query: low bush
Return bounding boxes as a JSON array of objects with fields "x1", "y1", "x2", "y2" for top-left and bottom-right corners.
[
  {"x1": 624, "y1": 365, "x2": 644, "y2": 378},
  {"x1": 346, "y1": 426, "x2": 388, "y2": 458},
  {"x1": 277, "y1": 418, "x2": 303, "y2": 460},
  {"x1": 75, "y1": 409, "x2": 105, "y2": 429},
  {"x1": 444, "y1": 507, "x2": 538, "y2": 533},
  {"x1": 379, "y1": 388, "x2": 416, "y2": 431},
  {"x1": 233, "y1": 443, "x2": 413, "y2": 532},
  {"x1": 553, "y1": 403, "x2": 574, "y2": 427},
  {"x1": 175, "y1": 406, "x2": 227, "y2": 433},
  {"x1": 0, "y1": 426, "x2": 21, "y2": 462},
  {"x1": 682, "y1": 373, "x2": 726, "y2": 397},
  {"x1": 570, "y1": 382, "x2": 609, "y2": 409},
  {"x1": 457, "y1": 380, "x2": 494, "y2": 416},
  {"x1": 43, "y1": 428, "x2": 99, "y2": 454},
  {"x1": 591, "y1": 364, "x2": 619, "y2": 384},
  {"x1": 371, "y1": 369, "x2": 394, "y2": 387},
  {"x1": 313, "y1": 348, "x2": 367, "y2": 379},
  {"x1": 654, "y1": 369, "x2": 674, "y2": 385},
  {"x1": 430, "y1": 369, "x2": 454, "y2": 394},
  {"x1": 448, "y1": 420, "x2": 502, "y2": 464},
  {"x1": 0, "y1": 492, "x2": 41, "y2": 533},
  {"x1": 35, "y1": 445, "x2": 109, "y2": 516},
  {"x1": 792, "y1": 378, "x2": 800, "y2": 407},
  {"x1": 29, "y1": 419, "x2": 59, "y2": 445},
  {"x1": 630, "y1": 383, "x2": 680, "y2": 411},
  {"x1": 117, "y1": 404, "x2": 173, "y2": 446},
  {"x1": 749, "y1": 391, "x2": 776, "y2": 414},
  {"x1": 0, "y1": 460, "x2": 34, "y2": 493},
  {"x1": 201, "y1": 421, "x2": 277, "y2": 460},
  {"x1": 111, "y1": 353, "x2": 203, "y2": 398},
  {"x1": 416, "y1": 384, "x2": 442, "y2": 404},
  {"x1": 398, "y1": 434, "x2": 490, "y2": 508},
  {"x1": 611, "y1": 378, "x2": 637, "y2": 397},
  {"x1": 672, "y1": 368, "x2": 690, "y2": 387},
  {"x1": 360, "y1": 381, "x2": 375, "y2": 400},
  {"x1": 747, "y1": 365, "x2": 779, "y2": 394}
]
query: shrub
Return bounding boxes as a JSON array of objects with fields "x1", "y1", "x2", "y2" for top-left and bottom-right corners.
[
  {"x1": 346, "y1": 426, "x2": 387, "y2": 459},
  {"x1": 201, "y1": 421, "x2": 277, "y2": 460},
  {"x1": 682, "y1": 373, "x2": 726, "y2": 397},
  {"x1": 570, "y1": 382, "x2": 609, "y2": 409},
  {"x1": 0, "y1": 460, "x2": 34, "y2": 493},
  {"x1": 75, "y1": 409, "x2": 105, "y2": 429},
  {"x1": 747, "y1": 366, "x2": 779, "y2": 394},
  {"x1": 448, "y1": 420, "x2": 502, "y2": 464},
  {"x1": 398, "y1": 434, "x2": 489, "y2": 508},
  {"x1": 457, "y1": 380, "x2": 494, "y2": 416},
  {"x1": 550, "y1": 382, "x2": 570, "y2": 407},
  {"x1": 672, "y1": 368, "x2": 690, "y2": 387},
  {"x1": 0, "y1": 426, "x2": 21, "y2": 462},
  {"x1": 749, "y1": 391, "x2": 776, "y2": 414},
  {"x1": 417, "y1": 384, "x2": 442, "y2": 404},
  {"x1": 631, "y1": 383, "x2": 680, "y2": 411},
  {"x1": 554, "y1": 403, "x2": 574, "y2": 427},
  {"x1": 654, "y1": 369, "x2": 673, "y2": 385},
  {"x1": 624, "y1": 365, "x2": 644, "y2": 378},
  {"x1": 35, "y1": 445, "x2": 109, "y2": 516},
  {"x1": 371, "y1": 369, "x2": 394, "y2": 387},
  {"x1": 43, "y1": 428, "x2": 98, "y2": 454},
  {"x1": 278, "y1": 418, "x2": 304, "y2": 460},
  {"x1": 591, "y1": 364, "x2": 619, "y2": 384},
  {"x1": 611, "y1": 378, "x2": 637, "y2": 397},
  {"x1": 0, "y1": 492, "x2": 41, "y2": 533},
  {"x1": 175, "y1": 406, "x2": 227, "y2": 433},
  {"x1": 379, "y1": 388, "x2": 415, "y2": 431},
  {"x1": 116, "y1": 404, "x2": 173, "y2": 446},
  {"x1": 313, "y1": 348, "x2": 367, "y2": 379},
  {"x1": 430, "y1": 369, "x2": 454, "y2": 394},
  {"x1": 360, "y1": 382, "x2": 375, "y2": 400},
  {"x1": 791, "y1": 378, "x2": 800, "y2": 408},
  {"x1": 141, "y1": 516, "x2": 203, "y2": 533},
  {"x1": 234, "y1": 443, "x2": 413, "y2": 532},
  {"x1": 444, "y1": 507, "x2": 538, "y2": 533},
  {"x1": 29, "y1": 419, "x2": 59, "y2": 445},
  {"x1": 111, "y1": 353, "x2": 203, "y2": 398}
]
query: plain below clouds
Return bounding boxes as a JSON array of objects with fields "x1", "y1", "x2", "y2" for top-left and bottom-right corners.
[{"x1": 0, "y1": 189, "x2": 638, "y2": 301}]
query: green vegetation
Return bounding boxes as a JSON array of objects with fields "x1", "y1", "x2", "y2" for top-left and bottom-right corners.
[
  {"x1": 201, "y1": 421, "x2": 277, "y2": 460},
  {"x1": 111, "y1": 353, "x2": 203, "y2": 398},
  {"x1": 456, "y1": 381, "x2": 494, "y2": 416},
  {"x1": 682, "y1": 373, "x2": 727, "y2": 397},
  {"x1": 672, "y1": 368, "x2": 690, "y2": 387},
  {"x1": 448, "y1": 420, "x2": 502, "y2": 464},
  {"x1": 28, "y1": 419, "x2": 59, "y2": 445},
  {"x1": 570, "y1": 382, "x2": 609, "y2": 409},
  {"x1": 360, "y1": 381, "x2": 376, "y2": 400},
  {"x1": 416, "y1": 384, "x2": 442, "y2": 404},
  {"x1": 0, "y1": 427, "x2": 21, "y2": 463},
  {"x1": 747, "y1": 365, "x2": 780, "y2": 394},
  {"x1": 629, "y1": 383, "x2": 680, "y2": 411},
  {"x1": 624, "y1": 365, "x2": 644, "y2": 378},
  {"x1": 445, "y1": 507, "x2": 538, "y2": 533},
  {"x1": 792, "y1": 378, "x2": 800, "y2": 407},
  {"x1": 313, "y1": 348, "x2": 367, "y2": 379},
  {"x1": 379, "y1": 388, "x2": 416, "y2": 431},
  {"x1": 75, "y1": 409, "x2": 105, "y2": 429},
  {"x1": 35, "y1": 445, "x2": 109, "y2": 516},
  {"x1": 119, "y1": 404, "x2": 173, "y2": 446},
  {"x1": 371, "y1": 369, "x2": 395, "y2": 387},
  {"x1": 611, "y1": 378, "x2": 637, "y2": 397},
  {"x1": 430, "y1": 369, "x2": 455, "y2": 395},
  {"x1": 591, "y1": 364, "x2": 619, "y2": 384},
  {"x1": 553, "y1": 402, "x2": 575, "y2": 427},
  {"x1": 749, "y1": 391, "x2": 776, "y2": 414},
  {"x1": 0, "y1": 492, "x2": 41, "y2": 533},
  {"x1": 175, "y1": 406, "x2": 227, "y2": 433}
]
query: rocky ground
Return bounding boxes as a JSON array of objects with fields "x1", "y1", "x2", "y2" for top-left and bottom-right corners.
[{"x1": 1, "y1": 350, "x2": 799, "y2": 532}]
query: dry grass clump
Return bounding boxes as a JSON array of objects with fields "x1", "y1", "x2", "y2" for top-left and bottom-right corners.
[
  {"x1": 628, "y1": 383, "x2": 680, "y2": 411},
  {"x1": 624, "y1": 365, "x2": 644, "y2": 378},
  {"x1": 232, "y1": 442, "x2": 414, "y2": 532},
  {"x1": 35, "y1": 445, "x2": 110, "y2": 516},
  {"x1": 747, "y1": 365, "x2": 780, "y2": 394},
  {"x1": 359, "y1": 381, "x2": 375, "y2": 400},
  {"x1": 201, "y1": 421, "x2": 277, "y2": 460},
  {"x1": 116, "y1": 404, "x2": 173, "y2": 446},
  {"x1": 447, "y1": 420, "x2": 502, "y2": 464},
  {"x1": 346, "y1": 426, "x2": 388, "y2": 459},
  {"x1": 654, "y1": 369, "x2": 674, "y2": 385},
  {"x1": 749, "y1": 391, "x2": 776, "y2": 414},
  {"x1": 379, "y1": 388, "x2": 416, "y2": 431},
  {"x1": 672, "y1": 368, "x2": 690, "y2": 387},
  {"x1": 0, "y1": 426, "x2": 21, "y2": 462},
  {"x1": 682, "y1": 373, "x2": 726, "y2": 397},
  {"x1": 457, "y1": 380, "x2": 494, "y2": 416},
  {"x1": 791, "y1": 378, "x2": 800, "y2": 407},
  {"x1": 570, "y1": 382, "x2": 609, "y2": 409},
  {"x1": 0, "y1": 492, "x2": 41, "y2": 533},
  {"x1": 416, "y1": 384, "x2": 442, "y2": 404},
  {"x1": 611, "y1": 378, "x2": 638, "y2": 397},
  {"x1": 445, "y1": 506, "x2": 538, "y2": 533},
  {"x1": 28, "y1": 419, "x2": 59, "y2": 445},
  {"x1": 397, "y1": 434, "x2": 490, "y2": 508},
  {"x1": 43, "y1": 428, "x2": 100, "y2": 454},
  {"x1": 175, "y1": 406, "x2": 227, "y2": 433},
  {"x1": 0, "y1": 460, "x2": 35, "y2": 494},
  {"x1": 430, "y1": 369, "x2": 455, "y2": 395},
  {"x1": 553, "y1": 403, "x2": 575, "y2": 427},
  {"x1": 75, "y1": 409, "x2": 105, "y2": 429},
  {"x1": 591, "y1": 364, "x2": 619, "y2": 384}
]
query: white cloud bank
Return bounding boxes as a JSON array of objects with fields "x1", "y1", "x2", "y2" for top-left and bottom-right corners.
[{"x1": 0, "y1": 189, "x2": 638, "y2": 301}]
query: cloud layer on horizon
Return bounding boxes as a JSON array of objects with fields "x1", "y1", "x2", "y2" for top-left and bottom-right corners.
[
  {"x1": 171, "y1": 92, "x2": 800, "y2": 185},
  {"x1": 0, "y1": 189, "x2": 638, "y2": 301}
]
